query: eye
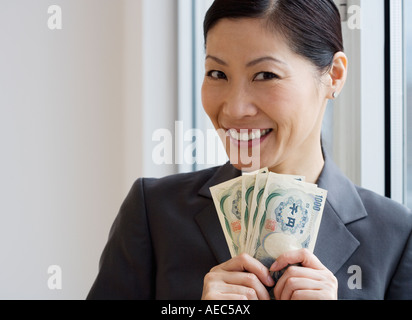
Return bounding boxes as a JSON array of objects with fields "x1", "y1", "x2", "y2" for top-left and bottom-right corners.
[
  {"x1": 254, "y1": 72, "x2": 280, "y2": 81},
  {"x1": 207, "y1": 70, "x2": 227, "y2": 80}
]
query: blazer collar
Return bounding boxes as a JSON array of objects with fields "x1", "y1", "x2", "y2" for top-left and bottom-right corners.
[
  {"x1": 196, "y1": 154, "x2": 367, "y2": 273},
  {"x1": 198, "y1": 163, "x2": 242, "y2": 199},
  {"x1": 317, "y1": 152, "x2": 368, "y2": 225}
]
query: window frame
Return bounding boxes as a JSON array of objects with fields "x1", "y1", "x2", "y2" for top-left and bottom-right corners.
[{"x1": 385, "y1": 0, "x2": 406, "y2": 204}]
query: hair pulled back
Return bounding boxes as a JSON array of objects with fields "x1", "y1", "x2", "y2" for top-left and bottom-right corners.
[{"x1": 204, "y1": 0, "x2": 343, "y2": 72}]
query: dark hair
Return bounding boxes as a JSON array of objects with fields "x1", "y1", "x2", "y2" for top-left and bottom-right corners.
[{"x1": 204, "y1": 0, "x2": 343, "y2": 73}]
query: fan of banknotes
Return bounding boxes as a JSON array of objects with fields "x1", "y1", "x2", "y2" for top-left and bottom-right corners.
[{"x1": 210, "y1": 168, "x2": 327, "y2": 269}]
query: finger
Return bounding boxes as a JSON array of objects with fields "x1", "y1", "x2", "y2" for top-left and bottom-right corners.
[
  {"x1": 223, "y1": 283, "x2": 259, "y2": 301},
  {"x1": 270, "y1": 249, "x2": 325, "y2": 272},
  {"x1": 273, "y1": 266, "x2": 338, "y2": 300},
  {"x1": 274, "y1": 266, "x2": 325, "y2": 300},
  {"x1": 221, "y1": 272, "x2": 271, "y2": 300},
  {"x1": 290, "y1": 290, "x2": 327, "y2": 301},
  {"x1": 203, "y1": 272, "x2": 252, "y2": 300},
  {"x1": 203, "y1": 278, "x2": 251, "y2": 301},
  {"x1": 289, "y1": 288, "x2": 338, "y2": 300},
  {"x1": 221, "y1": 254, "x2": 275, "y2": 287},
  {"x1": 278, "y1": 265, "x2": 328, "y2": 283},
  {"x1": 273, "y1": 266, "x2": 313, "y2": 300},
  {"x1": 204, "y1": 267, "x2": 271, "y2": 300},
  {"x1": 277, "y1": 277, "x2": 320, "y2": 301},
  {"x1": 240, "y1": 273, "x2": 271, "y2": 300},
  {"x1": 204, "y1": 280, "x2": 259, "y2": 300}
]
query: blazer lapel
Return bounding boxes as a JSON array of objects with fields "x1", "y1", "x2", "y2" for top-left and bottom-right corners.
[
  {"x1": 195, "y1": 203, "x2": 232, "y2": 264},
  {"x1": 314, "y1": 201, "x2": 360, "y2": 274},
  {"x1": 195, "y1": 163, "x2": 241, "y2": 264},
  {"x1": 315, "y1": 153, "x2": 367, "y2": 274}
]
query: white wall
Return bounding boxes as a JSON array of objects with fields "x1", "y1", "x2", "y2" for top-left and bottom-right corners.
[{"x1": 0, "y1": 0, "x2": 175, "y2": 299}]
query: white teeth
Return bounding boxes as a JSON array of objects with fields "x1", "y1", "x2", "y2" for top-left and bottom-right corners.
[
  {"x1": 228, "y1": 129, "x2": 271, "y2": 141},
  {"x1": 241, "y1": 132, "x2": 249, "y2": 141}
]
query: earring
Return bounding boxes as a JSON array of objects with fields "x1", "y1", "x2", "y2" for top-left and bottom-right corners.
[{"x1": 332, "y1": 92, "x2": 338, "y2": 99}]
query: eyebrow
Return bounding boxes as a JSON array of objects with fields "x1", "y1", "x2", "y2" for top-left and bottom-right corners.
[
  {"x1": 205, "y1": 55, "x2": 287, "y2": 67},
  {"x1": 205, "y1": 55, "x2": 228, "y2": 66},
  {"x1": 246, "y1": 56, "x2": 287, "y2": 67}
]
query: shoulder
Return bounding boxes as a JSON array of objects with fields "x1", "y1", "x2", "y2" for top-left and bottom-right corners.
[
  {"x1": 113, "y1": 166, "x2": 222, "y2": 236},
  {"x1": 355, "y1": 186, "x2": 412, "y2": 232},
  {"x1": 355, "y1": 186, "x2": 411, "y2": 218},
  {"x1": 319, "y1": 154, "x2": 412, "y2": 232},
  {"x1": 139, "y1": 166, "x2": 220, "y2": 193},
  {"x1": 353, "y1": 187, "x2": 412, "y2": 300},
  {"x1": 126, "y1": 166, "x2": 222, "y2": 205}
]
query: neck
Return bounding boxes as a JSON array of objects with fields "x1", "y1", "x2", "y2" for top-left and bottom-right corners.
[{"x1": 269, "y1": 142, "x2": 325, "y2": 184}]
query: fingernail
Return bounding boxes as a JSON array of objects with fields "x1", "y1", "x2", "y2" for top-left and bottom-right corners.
[{"x1": 270, "y1": 261, "x2": 279, "y2": 271}]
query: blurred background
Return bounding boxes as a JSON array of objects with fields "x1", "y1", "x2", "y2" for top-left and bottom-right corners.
[{"x1": 0, "y1": 0, "x2": 410, "y2": 299}]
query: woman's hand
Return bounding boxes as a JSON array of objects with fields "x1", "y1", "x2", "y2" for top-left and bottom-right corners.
[
  {"x1": 270, "y1": 249, "x2": 338, "y2": 300},
  {"x1": 202, "y1": 253, "x2": 275, "y2": 300}
]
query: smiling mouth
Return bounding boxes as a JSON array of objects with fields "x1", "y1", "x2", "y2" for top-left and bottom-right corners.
[{"x1": 227, "y1": 129, "x2": 273, "y2": 142}]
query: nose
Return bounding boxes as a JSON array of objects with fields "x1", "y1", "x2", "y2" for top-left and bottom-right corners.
[{"x1": 222, "y1": 82, "x2": 259, "y2": 120}]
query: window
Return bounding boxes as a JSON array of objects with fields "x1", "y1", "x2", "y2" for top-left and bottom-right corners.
[
  {"x1": 405, "y1": 0, "x2": 412, "y2": 207},
  {"x1": 178, "y1": 0, "x2": 226, "y2": 173},
  {"x1": 385, "y1": 0, "x2": 410, "y2": 206}
]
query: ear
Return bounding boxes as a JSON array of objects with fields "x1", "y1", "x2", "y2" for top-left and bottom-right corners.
[{"x1": 327, "y1": 52, "x2": 348, "y2": 99}]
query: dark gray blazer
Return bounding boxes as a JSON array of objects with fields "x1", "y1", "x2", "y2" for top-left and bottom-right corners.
[{"x1": 87, "y1": 155, "x2": 412, "y2": 300}]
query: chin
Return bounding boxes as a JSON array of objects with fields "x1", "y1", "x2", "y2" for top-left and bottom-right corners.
[{"x1": 228, "y1": 156, "x2": 263, "y2": 172}]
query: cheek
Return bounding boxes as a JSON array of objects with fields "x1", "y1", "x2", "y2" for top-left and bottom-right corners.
[
  {"x1": 201, "y1": 84, "x2": 219, "y2": 125},
  {"x1": 258, "y1": 84, "x2": 317, "y2": 141},
  {"x1": 257, "y1": 85, "x2": 301, "y2": 125}
]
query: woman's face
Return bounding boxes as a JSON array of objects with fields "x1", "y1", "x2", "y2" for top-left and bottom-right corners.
[{"x1": 202, "y1": 18, "x2": 331, "y2": 172}]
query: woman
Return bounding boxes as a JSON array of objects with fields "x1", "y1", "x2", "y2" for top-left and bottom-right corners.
[{"x1": 88, "y1": 0, "x2": 412, "y2": 300}]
